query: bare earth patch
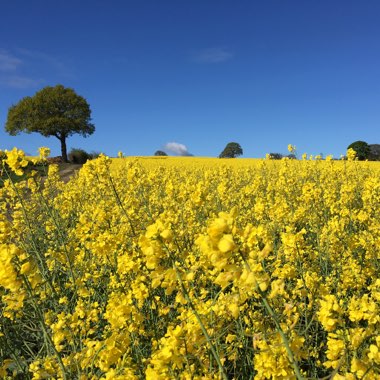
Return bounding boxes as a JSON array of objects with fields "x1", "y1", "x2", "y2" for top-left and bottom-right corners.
[{"x1": 58, "y1": 163, "x2": 83, "y2": 183}]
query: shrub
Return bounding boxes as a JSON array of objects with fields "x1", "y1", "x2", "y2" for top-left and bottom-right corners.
[
  {"x1": 154, "y1": 150, "x2": 168, "y2": 156},
  {"x1": 68, "y1": 148, "x2": 91, "y2": 164},
  {"x1": 268, "y1": 153, "x2": 283, "y2": 160},
  {"x1": 89, "y1": 151, "x2": 102, "y2": 160}
]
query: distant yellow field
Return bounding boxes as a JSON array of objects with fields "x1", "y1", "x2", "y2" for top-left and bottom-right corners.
[{"x1": 111, "y1": 154, "x2": 380, "y2": 166}]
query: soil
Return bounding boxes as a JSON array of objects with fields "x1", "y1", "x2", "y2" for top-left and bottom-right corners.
[{"x1": 58, "y1": 163, "x2": 83, "y2": 183}]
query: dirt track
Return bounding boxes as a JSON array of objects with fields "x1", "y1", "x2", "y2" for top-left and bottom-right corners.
[{"x1": 58, "y1": 163, "x2": 83, "y2": 183}]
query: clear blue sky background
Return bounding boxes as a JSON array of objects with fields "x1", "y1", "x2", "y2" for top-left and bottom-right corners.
[{"x1": 0, "y1": 0, "x2": 379, "y2": 158}]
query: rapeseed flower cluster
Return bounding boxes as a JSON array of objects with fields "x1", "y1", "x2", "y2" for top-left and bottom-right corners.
[{"x1": 1, "y1": 149, "x2": 380, "y2": 378}]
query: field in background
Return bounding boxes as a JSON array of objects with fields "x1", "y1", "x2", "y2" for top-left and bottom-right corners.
[{"x1": 1, "y1": 154, "x2": 380, "y2": 379}]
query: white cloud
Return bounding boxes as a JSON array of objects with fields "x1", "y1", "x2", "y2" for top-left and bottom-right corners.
[
  {"x1": 164, "y1": 142, "x2": 192, "y2": 156},
  {"x1": 192, "y1": 47, "x2": 233, "y2": 63},
  {"x1": 0, "y1": 50, "x2": 22, "y2": 71}
]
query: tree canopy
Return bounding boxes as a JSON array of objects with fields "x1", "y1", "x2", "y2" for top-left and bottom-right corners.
[
  {"x1": 347, "y1": 141, "x2": 370, "y2": 161},
  {"x1": 154, "y1": 150, "x2": 168, "y2": 156},
  {"x1": 219, "y1": 142, "x2": 243, "y2": 158},
  {"x1": 369, "y1": 144, "x2": 380, "y2": 161},
  {"x1": 5, "y1": 85, "x2": 95, "y2": 162}
]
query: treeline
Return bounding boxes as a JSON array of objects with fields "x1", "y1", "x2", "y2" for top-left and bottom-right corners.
[{"x1": 347, "y1": 141, "x2": 380, "y2": 161}]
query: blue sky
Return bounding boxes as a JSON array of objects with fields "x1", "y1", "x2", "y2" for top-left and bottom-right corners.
[{"x1": 0, "y1": 1, "x2": 379, "y2": 158}]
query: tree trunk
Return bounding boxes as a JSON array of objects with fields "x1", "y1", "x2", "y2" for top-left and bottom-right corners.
[{"x1": 60, "y1": 135, "x2": 68, "y2": 163}]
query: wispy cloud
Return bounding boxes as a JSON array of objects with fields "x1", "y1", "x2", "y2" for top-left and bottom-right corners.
[
  {"x1": 0, "y1": 48, "x2": 72, "y2": 89},
  {"x1": 1, "y1": 75, "x2": 44, "y2": 89},
  {"x1": 15, "y1": 48, "x2": 72, "y2": 78},
  {"x1": 0, "y1": 50, "x2": 22, "y2": 71},
  {"x1": 164, "y1": 142, "x2": 193, "y2": 156},
  {"x1": 192, "y1": 47, "x2": 234, "y2": 64}
]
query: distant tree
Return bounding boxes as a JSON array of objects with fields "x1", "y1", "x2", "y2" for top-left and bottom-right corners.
[
  {"x1": 368, "y1": 144, "x2": 380, "y2": 161},
  {"x1": 268, "y1": 153, "x2": 283, "y2": 160},
  {"x1": 347, "y1": 141, "x2": 370, "y2": 161},
  {"x1": 5, "y1": 85, "x2": 95, "y2": 162},
  {"x1": 219, "y1": 142, "x2": 243, "y2": 158},
  {"x1": 154, "y1": 150, "x2": 168, "y2": 156}
]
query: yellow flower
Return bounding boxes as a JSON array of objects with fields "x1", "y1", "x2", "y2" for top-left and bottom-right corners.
[
  {"x1": 0, "y1": 244, "x2": 22, "y2": 292},
  {"x1": 38, "y1": 146, "x2": 51, "y2": 160},
  {"x1": 346, "y1": 147, "x2": 356, "y2": 161},
  {"x1": 4, "y1": 147, "x2": 29, "y2": 175},
  {"x1": 217, "y1": 234, "x2": 236, "y2": 253},
  {"x1": 2, "y1": 148, "x2": 380, "y2": 378}
]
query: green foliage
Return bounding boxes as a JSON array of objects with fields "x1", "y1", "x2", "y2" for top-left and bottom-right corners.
[
  {"x1": 369, "y1": 144, "x2": 380, "y2": 161},
  {"x1": 89, "y1": 151, "x2": 102, "y2": 159},
  {"x1": 68, "y1": 148, "x2": 91, "y2": 164},
  {"x1": 154, "y1": 150, "x2": 168, "y2": 156},
  {"x1": 347, "y1": 141, "x2": 370, "y2": 161},
  {"x1": 5, "y1": 85, "x2": 95, "y2": 162},
  {"x1": 268, "y1": 153, "x2": 283, "y2": 160},
  {"x1": 219, "y1": 142, "x2": 243, "y2": 158}
]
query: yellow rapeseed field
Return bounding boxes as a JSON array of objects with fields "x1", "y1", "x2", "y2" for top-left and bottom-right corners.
[{"x1": 1, "y1": 148, "x2": 380, "y2": 379}]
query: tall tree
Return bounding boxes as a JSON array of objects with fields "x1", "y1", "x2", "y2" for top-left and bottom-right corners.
[
  {"x1": 5, "y1": 85, "x2": 95, "y2": 162},
  {"x1": 347, "y1": 141, "x2": 370, "y2": 161},
  {"x1": 219, "y1": 142, "x2": 243, "y2": 158}
]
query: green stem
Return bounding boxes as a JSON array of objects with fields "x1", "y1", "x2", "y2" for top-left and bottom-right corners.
[
  {"x1": 34, "y1": 181, "x2": 77, "y2": 288},
  {"x1": 258, "y1": 292, "x2": 304, "y2": 380},
  {"x1": 242, "y1": 256, "x2": 304, "y2": 380},
  {"x1": 3, "y1": 167, "x2": 59, "y2": 298},
  {"x1": 2, "y1": 331, "x2": 28, "y2": 377},
  {"x1": 173, "y1": 265, "x2": 228, "y2": 380},
  {"x1": 21, "y1": 275, "x2": 68, "y2": 379},
  {"x1": 107, "y1": 172, "x2": 137, "y2": 237}
]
